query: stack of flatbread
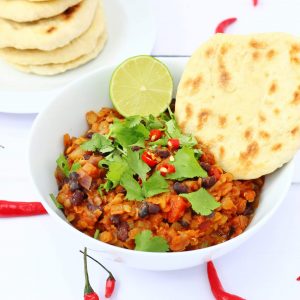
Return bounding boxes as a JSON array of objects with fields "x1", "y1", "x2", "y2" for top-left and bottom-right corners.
[{"x1": 0, "y1": 0, "x2": 107, "y2": 75}]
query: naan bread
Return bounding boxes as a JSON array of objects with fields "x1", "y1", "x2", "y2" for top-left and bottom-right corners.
[
  {"x1": 12, "y1": 30, "x2": 107, "y2": 75},
  {"x1": 0, "y1": 4, "x2": 105, "y2": 65},
  {"x1": 0, "y1": 0, "x2": 98, "y2": 50},
  {"x1": 176, "y1": 33, "x2": 300, "y2": 179},
  {"x1": 0, "y1": 0, "x2": 82, "y2": 22}
]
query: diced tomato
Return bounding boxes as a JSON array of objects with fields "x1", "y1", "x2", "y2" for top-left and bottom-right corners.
[
  {"x1": 141, "y1": 151, "x2": 158, "y2": 167},
  {"x1": 167, "y1": 138, "x2": 180, "y2": 150},
  {"x1": 167, "y1": 196, "x2": 188, "y2": 223},
  {"x1": 149, "y1": 129, "x2": 163, "y2": 141},
  {"x1": 209, "y1": 166, "x2": 222, "y2": 180}
]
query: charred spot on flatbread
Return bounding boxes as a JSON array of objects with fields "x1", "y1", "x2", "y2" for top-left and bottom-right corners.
[
  {"x1": 63, "y1": 3, "x2": 81, "y2": 20},
  {"x1": 197, "y1": 109, "x2": 211, "y2": 130},
  {"x1": 46, "y1": 26, "x2": 56, "y2": 34}
]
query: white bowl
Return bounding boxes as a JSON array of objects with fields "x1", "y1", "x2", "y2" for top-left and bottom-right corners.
[{"x1": 28, "y1": 57, "x2": 294, "y2": 271}]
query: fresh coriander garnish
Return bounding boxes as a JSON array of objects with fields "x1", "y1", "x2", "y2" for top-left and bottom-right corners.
[
  {"x1": 56, "y1": 154, "x2": 81, "y2": 177},
  {"x1": 120, "y1": 173, "x2": 144, "y2": 201},
  {"x1": 166, "y1": 147, "x2": 207, "y2": 180},
  {"x1": 50, "y1": 193, "x2": 63, "y2": 209},
  {"x1": 56, "y1": 154, "x2": 70, "y2": 177},
  {"x1": 142, "y1": 172, "x2": 169, "y2": 198},
  {"x1": 180, "y1": 188, "x2": 220, "y2": 215},
  {"x1": 80, "y1": 133, "x2": 114, "y2": 153},
  {"x1": 93, "y1": 229, "x2": 100, "y2": 239},
  {"x1": 134, "y1": 230, "x2": 169, "y2": 252}
]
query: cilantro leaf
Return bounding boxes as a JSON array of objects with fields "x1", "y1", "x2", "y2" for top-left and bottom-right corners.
[
  {"x1": 143, "y1": 172, "x2": 169, "y2": 198},
  {"x1": 143, "y1": 115, "x2": 164, "y2": 129},
  {"x1": 134, "y1": 230, "x2": 169, "y2": 252},
  {"x1": 167, "y1": 147, "x2": 207, "y2": 180},
  {"x1": 110, "y1": 119, "x2": 149, "y2": 148},
  {"x1": 126, "y1": 116, "x2": 142, "y2": 128},
  {"x1": 80, "y1": 133, "x2": 114, "y2": 153},
  {"x1": 70, "y1": 162, "x2": 81, "y2": 173},
  {"x1": 120, "y1": 173, "x2": 144, "y2": 201},
  {"x1": 126, "y1": 148, "x2": 150, "y2": 181},
  {"x1": 50, "y1": 193, "x2": 63, "y2": 209},
  {"x1": 179, "y1": 134, "x2": 197, "y2": 148},
  {"x1": 165, "y1": 118, "x2": 181, "y2": 138},
  {"x1": 56, "y1": 154, "x2": 70, "y2": 177},
  {"x1": 56, "y1": 154, "x2": 80, "y2": 177},
  {"x1": 180, "y1": 188, "x2": 220, "y2": 215},
  {"x1": 98, "y1": 180, "x2": 114, "y2": 195},
  {"x1": 106, "y1": 160, "x2": 130, "y2": 183},
  {"x1": 149, "y1": 136, "x2": 168, "y2": 146}
]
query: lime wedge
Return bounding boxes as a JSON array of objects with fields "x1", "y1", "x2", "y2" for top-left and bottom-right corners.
[{"x1": 110, "y1": 55, "x2": 173, "y2": 117}]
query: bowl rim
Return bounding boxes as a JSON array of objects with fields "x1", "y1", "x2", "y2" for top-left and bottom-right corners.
[{"x1": 28, "y1": 60, "x2": 295, "y2": 259}]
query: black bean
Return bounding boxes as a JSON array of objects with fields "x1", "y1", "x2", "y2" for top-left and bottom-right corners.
[
  {"x1": 147, "y1": 203, "x2": 160, "y2": 214},
  {"x1": 69, "y1": 172, "x2": 79, "y2": 180},
  {"x1": 228, "y1": 226, "x2": 235, "y2": 238},
  {"x1": 156, "y1": 149, "x2": 170, "y2": 158},
  {"x1": 117, "y1": 221, "x2": 129, "y2": 242},
  {"x1": 244, "y1": 204, "x2": 254, "y2": 216},
  {"x1": 179, "y1": 219, "x2": 190, "y2": 228},
  {"x1": 173, "y1": 182, "x2": 189, "y2": 194},
  {"x1": 71, "y1": 190, "x2": 85, "y2": 205},
  {"x1": 69, "y1": 180, "x2": 80, "y2": 192},
  {"x1": 202, "y1": 176, "x2": 217, "y2": 189},
  {"x1": 86, "y1": 132, "x2": 94, "y2": 139},
  {"x1": 83, "y1": 153, "x2": 91, "y2": 160},
  {"x1": 200, "y1": 162, "x2": 211, "y2": 172},
  {"x1": 110, "y1": 215, "x2": 121, "y2": 225},
  {"x1": 138, "y1": 202, "x2": 149, "y2": 218},
  {"x1": 131, "y1": 146, "x2": 141, "y2": 152},
  {"x1": 87, "y1": 203, "x2": 100, "y2": 212}
]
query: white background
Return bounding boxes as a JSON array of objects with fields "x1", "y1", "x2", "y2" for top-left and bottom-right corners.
[{"x1": 1, "y1": 0, "x2": 300, "y2": 299}]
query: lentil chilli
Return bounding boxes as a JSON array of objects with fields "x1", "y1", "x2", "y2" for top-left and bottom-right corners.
[{"x1": 54, "y1": 107, "x2": 263, "y2": 252}]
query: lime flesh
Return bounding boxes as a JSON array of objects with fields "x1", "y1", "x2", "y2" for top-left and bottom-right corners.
[{"x1": 110, "y1": 55, "x2": 173, "y2": 117}]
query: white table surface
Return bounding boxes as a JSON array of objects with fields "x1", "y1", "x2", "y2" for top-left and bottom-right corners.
[{"x1": 1, "y1": 0, "x2": 300, "y2": 299}]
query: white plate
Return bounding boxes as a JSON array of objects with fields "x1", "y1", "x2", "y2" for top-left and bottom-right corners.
[{"x1": 0, "y1": 0, "x2": 156, "y2": 114}]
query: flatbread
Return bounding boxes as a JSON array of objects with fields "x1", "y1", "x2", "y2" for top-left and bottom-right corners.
[
  {"x1": 11, "y1": 30, "x2": 108, "y2": 75},
  {"x1": 0, "y1": 0, "x2": 98, "y2": 50},
  {"x1": 0, "y1": 4, "x2": 105, "y2": 65},
  {"x1": 176, "y1": 33, "x2": 300, "y2": 179},
  {"x1": 0, "y1": 0, "x2": 82, "y2": 22}
]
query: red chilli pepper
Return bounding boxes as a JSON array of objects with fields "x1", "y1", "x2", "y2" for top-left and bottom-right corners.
[
  {"x1": 141, "y1": 151, "x2": 158, "y2": 167},
  {"x1": 0, "y1": 200, "x2": 47, "y2": 217},
  {"x1": 105, "y1": 275, "x2": 115, "y2": 298},
  {"x1": 149, "y1": 129, "x2": 163, "y2": 142},
  {"x1": 207, "y1": 261, "x2": 245, "y2": 300},
  {"x1": 83, "y1": 248, "x2": 100, "y2": 300},
  {"x1": 253, "y1": 0, "x2": 258, "y2": 6},
  {"x1": 167, "y1": 138, "x2": 180, "y2": 151},
  {"x1": 215, "y1": 18, "x2": 237, "y2": 34},
  {"x1": 297, "y1": 276, "x2": 300, "y2": 281},
  {"x1": 158, "y1": 163, "x2": 176, "y2": 177},
  {"x1": 80, "y1": 250, "x2": 116, "y2": 299}
]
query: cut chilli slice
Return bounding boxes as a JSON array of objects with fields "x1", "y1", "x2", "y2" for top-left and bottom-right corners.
[{"x1": 215, "y1": 18, "x2": 237, "y2": 34}]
